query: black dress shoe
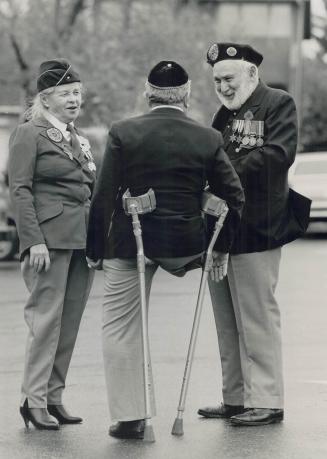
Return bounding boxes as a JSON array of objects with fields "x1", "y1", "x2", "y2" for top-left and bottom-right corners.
[
  {"x1": 47, "y1": 405, "x2": 82, "y2": 424},
  {"x1": 230, "y1": 408, "x2": 284, "y2": 426},
  {"x1": 20, "y1": 399, "x2": 59, "y2": 430},
  {"x1": 109, "y1": 420, "x2": 145, "y2": 439},
  {"x1": 198, "y1": 402, "x2": 244, "y2": 418}
]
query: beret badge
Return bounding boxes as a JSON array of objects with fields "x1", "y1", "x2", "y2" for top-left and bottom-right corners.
[
  {"x1": 226, "y1": 46, "x2": 237, "y2": 57},
  {"x1": 207, "y1": 43, "x2": 219, "y2": 63}
]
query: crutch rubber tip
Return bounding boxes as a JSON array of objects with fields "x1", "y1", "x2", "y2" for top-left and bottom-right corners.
[
  {"x1": 143, "y1": 424, "x2": 155, "y2": 442},
  {"x1": 171, "y1": 418, "x2": 184, "y2": 436}
]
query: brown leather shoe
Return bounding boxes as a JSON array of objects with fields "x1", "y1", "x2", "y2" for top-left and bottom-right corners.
[
  {"x1": 47, "y1": 405, "x2": 82, "y2": 424},
  {"x1": 230, "y1": 408, "x2": 284, "y2": 426},
  {"x1": 198, "y1": 402, "x2": 244, "y2": 418},
  {"x1": 109, "y1": 420, "x2": 145, "y2": 439}
]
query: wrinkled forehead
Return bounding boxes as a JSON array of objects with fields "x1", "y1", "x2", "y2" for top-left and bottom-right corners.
[{"x1": 212, "y1": 60, "x2": 244, "y2": 78}]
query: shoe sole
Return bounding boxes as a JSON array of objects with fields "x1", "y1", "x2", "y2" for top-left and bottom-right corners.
[
  {"x1": 198, "y1": 411, "x2": 229, "y2": 419},
  {"x1": 197, "y1": 409, "x2": 242, "y2": 419},
  {"x1": 109, "y1": 432, "x2": 144, "y2": 440},
  {"x1": 230, "y1": 417, "x2": 284, "y2": 426}
]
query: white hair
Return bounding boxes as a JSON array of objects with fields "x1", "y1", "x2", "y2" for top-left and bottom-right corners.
[
  {"x1": 29, "y1": 87, "x2": 55, "y2": 121},
  {"x1": 239, "y1": 60, "x2": 259, "y2": 83},
  {"x1": 144, "y1": 80, "x2": 191, "y2": 105}
]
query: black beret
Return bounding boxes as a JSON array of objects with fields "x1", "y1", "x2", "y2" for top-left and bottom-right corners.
[
  {"x1": 37, "y1": 58, "x2": 81, "y2": 92},
  {"x1": 148, "y1": 61, "x2": 189, "y2": 88},
  {"x1": 206, "y1": 42, "x2": 263, "y2": 67}
]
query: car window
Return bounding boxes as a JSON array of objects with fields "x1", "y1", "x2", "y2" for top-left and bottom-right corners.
[{"x1": 295, "y1": 160, "x2": 327, "y2": 175}]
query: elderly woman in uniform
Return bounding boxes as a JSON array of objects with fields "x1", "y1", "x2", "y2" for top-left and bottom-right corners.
[{"x1": 8, "y1": 59, "x2": 96, "y2": 430}]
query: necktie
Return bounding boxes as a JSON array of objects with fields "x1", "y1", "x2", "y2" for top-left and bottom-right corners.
[{"x1": 66, "y1": 124, "x2": 82, "y2": 160}]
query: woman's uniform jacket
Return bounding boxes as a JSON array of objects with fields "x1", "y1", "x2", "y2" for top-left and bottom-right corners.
[
  {"x1": 212, "y1": 81, "x2": 311, "y2": 254},
  {"x1": 86, "y1": 107, "x2": 245, "y2": 261},
  {"x1": 9, "y1": 117, "x2": 96, "y2": 259}
]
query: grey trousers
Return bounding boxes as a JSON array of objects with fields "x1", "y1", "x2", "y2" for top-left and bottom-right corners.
[
  {"x1": 208, "y1": 248, "x2": 283, "y2": 409},
  {"x1": 21, "y1": 249, "x2": 94, "y2": 408},
  {"x1": 102, "y1": 254, "x2": 202, "y2": 422}
]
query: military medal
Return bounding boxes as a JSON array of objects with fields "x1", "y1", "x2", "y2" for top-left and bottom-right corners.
[
  {"x1": 88, "y1": 161, "x2": 96, "y2": 172},
  {"x1": 256, "y1": 121, "x2": 264, "y2": 146},
  {"x1": 250, "y1": 120, "x2": 259, "y2": 146},
  {"x1": 242, "y1": 119, "x2": 251, "y2": 146},
  {"x1": 46, "y1": 127, "x2": 63, "y2": 143},
  {"x1": 229, "y1": 119, "x2": 238, "y2": 142},
  {"x1": 249, "y1": 137, "x2": 256, "y2": 147},
  {"x1": 236, "y1": 119, "x2": 244, "y2": 143},
  {"x1": 235, "y1": 121, "x2": 243, "y2": 151},
  {"x1": 62, "y1": 144, "x2": 74, "y2": 161},
  {"x1": 244, "y1": 110, "x2": 254, "y2": 120},
  {"x1": 77, "y1": 134, "x2": 96, "y2": 163}
]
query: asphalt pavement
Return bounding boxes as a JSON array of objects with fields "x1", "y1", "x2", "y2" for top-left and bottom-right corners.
[{"x1": 0, "y1": 237, "x2": 327, "y2": 459}]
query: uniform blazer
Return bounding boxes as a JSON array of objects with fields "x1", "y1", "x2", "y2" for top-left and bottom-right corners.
[
  {"x1": 212, "y1": 81, "x2": 311, "y2": 254},
  {"x1": 9, "y1": 117, "x2": 96, "y2": 259},
  {"x1": 86, "y1": 107, "x2": 245, "y2": 261}
]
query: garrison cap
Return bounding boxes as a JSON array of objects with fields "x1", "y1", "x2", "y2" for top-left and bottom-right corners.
[
  {"x1": 37, "y1": 58, "x2": 81, "y2": 92},
  {"x1": 147, "y1": 61, "x2": 189, "y2": 88},
  {"x1": 206, "y1": 42, "x2": 263, "y2": 67}
]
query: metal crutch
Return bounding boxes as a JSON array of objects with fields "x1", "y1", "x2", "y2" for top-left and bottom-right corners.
[
  {"x1": 171, "y1": 191, "x2": 228, "y2": 436},
  {"x1": 122, "y1": 188, "x2": 156, "y2": 443}
]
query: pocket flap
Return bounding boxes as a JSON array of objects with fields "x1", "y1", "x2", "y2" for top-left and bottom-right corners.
[{"x1": 37, "y1": 203, "x2": 64, "y2": 223}]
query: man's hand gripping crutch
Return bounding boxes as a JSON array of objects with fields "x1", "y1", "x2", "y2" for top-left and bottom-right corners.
[
  {"x1": 171, "y1": 190, "x2": 228, "y2": 436},
  {"x1": 122, "y1": 188, "x2": 156, "y2": 443}
]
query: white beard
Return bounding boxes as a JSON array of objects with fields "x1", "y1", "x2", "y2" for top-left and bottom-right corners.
[{"x1": 217, "y1": 79, "x2": 258, "y2": 111}]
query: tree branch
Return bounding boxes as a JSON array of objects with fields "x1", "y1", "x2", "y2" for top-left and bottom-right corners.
[
  {"x1": 61, "y1": 0, "x2": 86, "y2": 40},
  {"x1": 9, "y1": 32, "x2": 29, "y2": 71}
]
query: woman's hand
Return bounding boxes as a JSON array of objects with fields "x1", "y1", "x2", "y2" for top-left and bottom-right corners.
[
  {"x1": 29, "y1": 244, "x2": 51, "y2": 273},
  {"x1": 210, "y1": 251, "x2": 229, "y2": 282}
]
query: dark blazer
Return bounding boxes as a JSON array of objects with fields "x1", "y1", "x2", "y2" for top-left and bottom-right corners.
[
  {"x1": 86, "y1": 107, "x2": 245, "y2": 260},
  {"x1": 9, "y1": 117, "x2": 96, "y2": 259},
  {"x1": 212, "y1": 81, "x2": 311, "y2": 254}
]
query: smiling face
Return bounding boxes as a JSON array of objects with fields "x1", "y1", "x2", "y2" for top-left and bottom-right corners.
[
  {"x1": 41, "y1": 82, "x2": 82, "y2": 123},
  {"x1": 212, "y1": 60, "x2": 258, "y2": 111}
]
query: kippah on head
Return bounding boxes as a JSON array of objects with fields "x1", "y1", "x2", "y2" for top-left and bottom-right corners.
[
  {"x1": 206, "y1": 43, "x2": 263, "y2": 67},
  {"x1": 37, "y1": 58, "x2": 81, "y2": 92},
  {"x1": 148, "y1": 61, "x2": 189, "y2": 88}
]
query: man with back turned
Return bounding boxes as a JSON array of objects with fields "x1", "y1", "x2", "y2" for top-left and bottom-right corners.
[{"x1": 86, "y1": 60, "x2": 245, "y2": 439}]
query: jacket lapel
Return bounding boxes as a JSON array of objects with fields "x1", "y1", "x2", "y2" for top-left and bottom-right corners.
[
  {"x1": 236, "y1": 80, "x2": 266, "y2": 118},
  {"x1": 35, "y1": 117, "x2": 81, "y2": 164}
]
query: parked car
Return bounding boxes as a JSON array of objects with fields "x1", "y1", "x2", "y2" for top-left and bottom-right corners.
[{"x1": 289, "y1": 152, "x2": 327, "y2": 231}]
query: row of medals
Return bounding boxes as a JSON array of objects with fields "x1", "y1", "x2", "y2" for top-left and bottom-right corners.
[
  {"x1": 229, "y1": 119, "x2": 264, "y2": 152},
  {"x1": 46, "y1": 127, "x2": 96, "y2": 172},
  {"x1": 63, "y1": 143, "x2": 96, "y2": 172}
]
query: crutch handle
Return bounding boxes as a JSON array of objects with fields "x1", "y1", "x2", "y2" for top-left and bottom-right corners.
[
  {"x1": 201, "y1": 191, "x2": 228, "y2": 218},
  {"x1": 122, "y1": 188, "x2": 156, "y2": 215}
]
